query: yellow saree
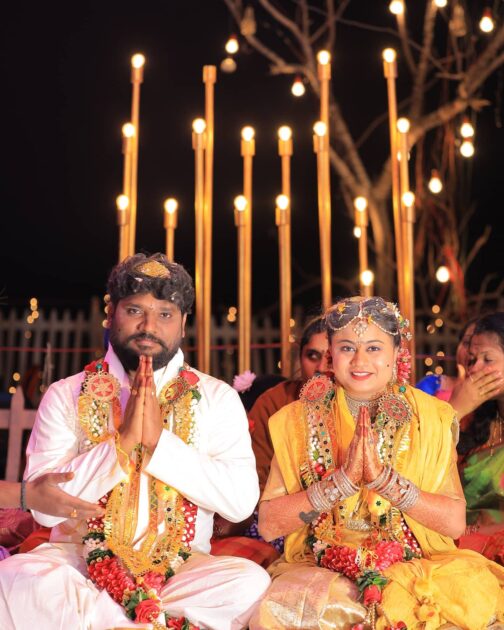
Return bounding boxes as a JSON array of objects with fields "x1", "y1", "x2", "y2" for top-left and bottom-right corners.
[{"x1": 254, "y1": 385, "x2": 504, "y2": 630}]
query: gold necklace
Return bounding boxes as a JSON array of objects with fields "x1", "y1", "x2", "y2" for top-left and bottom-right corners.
[{"x1": 489, "y1": 412, "x2": 504, "y2": 456}]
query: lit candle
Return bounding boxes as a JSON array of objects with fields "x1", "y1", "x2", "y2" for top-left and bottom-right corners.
[
  {"x1": 313, "y1": 121, "x2": 332, "y2": 309},
  {"x1": 234, "y1": 195, "x2": 249, "y2": 373},
  {"x1": 163, "y1": 198, "x2": 178, "y2": 262},
  {"x1": 128, "y1": 53, "x2": 145, "y2": 256},
  {"x1": 275, "y1": 194, "x2": 292, "y2": 377}
]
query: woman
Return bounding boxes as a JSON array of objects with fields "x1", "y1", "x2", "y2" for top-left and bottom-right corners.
[
  {"x1": 457, "y1": 312, "x2": 504, "y2": 562},
  {"x1": 212, "y1": 316, "x2": 329, "y2": 564},
  {"x1": 251, "y1": 297, "x2": 504, "y2": 630},
  {"x1": 251, "y1": 314, "x2": 330, "y2": 493}
]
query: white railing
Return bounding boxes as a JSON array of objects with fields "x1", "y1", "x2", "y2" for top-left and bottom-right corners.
[{"x1": 0, "y1": 388, "x2": 36, "y2": 481}]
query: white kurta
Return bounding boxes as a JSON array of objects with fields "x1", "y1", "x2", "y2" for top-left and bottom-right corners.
[{"x1": 0, "y1": 347, "x2": 270, "y2": 630}]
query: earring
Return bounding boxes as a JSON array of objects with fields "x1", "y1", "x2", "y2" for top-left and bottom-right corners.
[{"x1": 389, "y1": 364, "x2": 398, "y2": 386}]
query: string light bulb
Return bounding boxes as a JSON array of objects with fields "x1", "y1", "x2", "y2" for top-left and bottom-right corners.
[
  {"x1": 389, "y1": 1, "x2": 405, "y2": 16},
  {"x1": 460, "y1": 139, "x2": 475, "y2": 158},
  {"x1": 220, "y1": 57, "x2": 237, "y2": 73},
  {"x1": 397, "y1": 117, "x2": 411, "y2": 133},
  {"x1": 436, "y1": 265, "x2": 450, "y2": 283},
  {"x1": 428, "y1": 170, "x2": 443, "y2": 194},
  {"x1": 460, "y1": 118, "x2": 475, "y2": 138},
  {"x1": 479, "y1": 8, "x2": 495, "y2": 33},
  {"x1": 225, "y1": 35, "x2": 239, "y2": 54},
  {"x1": 434, "y1": 0, "x2": 447, "y2": 7},
  {"x1": 291, "y1": 76, "x2": 305, "y2": 97}
]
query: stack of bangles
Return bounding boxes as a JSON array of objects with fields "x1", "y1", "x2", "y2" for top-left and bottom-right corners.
[
  {"x1": 307, "y1": 466, "x2": 420, "y2": 513},
  {"x1": 307, "y1": 467, "x2": 360, "y2": 512},
  {"x1": 366, "y1": 465, "x2": 420, "y2": 512}
]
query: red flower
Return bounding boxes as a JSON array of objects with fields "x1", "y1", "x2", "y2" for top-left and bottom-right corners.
[
  {"x1": 248, "y1": 417, "x2": 255, "y2": 433},
  {"x1": 166, "y1": 617, "x2": 185, "y2": 630},
  {"x1": 135, "y1": 598, "x2": 161, "y2": 623},
  {"x1": 142, "y1": 571, "x2": 166, "y2": 594},
  {"x1": 363, "y1": 584, "x2": 382, "y2": 606},
  {"x1": 180, "y1": 369, "x2": 199, "y2": 386},
  {"x1": 351, "y1": 625, "x2": 365, "y2": 630}
]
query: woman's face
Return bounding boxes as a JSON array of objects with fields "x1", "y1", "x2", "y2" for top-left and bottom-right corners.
[
  {"x1": 467, "y1": 332, "x2": 504, "y2": 377},
  {"x1": 330, "y1": 321, "x2": 397, "y2": 399},
  {"x1": 456, "y1": 323, "x2": 475, "y2": 367},
  {"x1": 300, "y1": 331, "x2": 330, "y2": 381}
]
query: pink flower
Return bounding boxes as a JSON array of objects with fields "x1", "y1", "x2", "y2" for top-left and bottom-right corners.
[
  {"x1": 351, "y1": 625, "x2": 365, "y2": 630},
  {"x1": 180, "y1": 369, "x2": 199, "y2": 386},
  {"x1": 363, "y1": 584, "x2": 382, "y2": 606},
  {"x1": 232, "y1": 370, "x2": 256, "y2": 393},
  {"x1": 141, "y1": 571, "x2": 165, "y2": 594},
  {"x1": 134, "y1": 598, "x2": 161, "y2": 623}
]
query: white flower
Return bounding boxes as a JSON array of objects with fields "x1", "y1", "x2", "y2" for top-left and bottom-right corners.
[{"x1": 232, "y1": 370, "x2": 257, "y2": 393}]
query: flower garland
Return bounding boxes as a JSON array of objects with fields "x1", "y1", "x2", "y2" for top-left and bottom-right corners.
[
  {"x1": 80, "y1": 361, "x2": 202, "y2": 627},
  {"x1": 299, "y1": 374, "x2": 420, "y2": 630}
]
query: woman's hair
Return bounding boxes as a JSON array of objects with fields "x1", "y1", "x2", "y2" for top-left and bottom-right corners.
[
  {"x1": 299, "y1": 314, "x2": 327, "y2": 356},
  {"x1": 457, "y1": 312, "x2": 504, "y2": 455},
  {"x1": 457, "y1": 316, "x2": 478, "y2": 342},
  {"x1": 325, "y1": 297, "x2": 404, "y2": 347}
]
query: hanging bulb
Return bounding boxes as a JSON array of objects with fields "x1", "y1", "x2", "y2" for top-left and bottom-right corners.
[
  {"x1": 240, "y1": 6, "x2": 257, "y2": 36},
  {"x1": 225, "y1": 35, "x2": 239, "y2": 55},
  {"x1": 389, "y1": 0, "x2": 405, "y2": 15},
  {"x1": 360, "y1": 270, "x2": 375, "y2": 287},
  {"x1": 479, "y1": 8, "x2": 495, "y2": 33},
  {"x1": 434, "y1": 0, "x2": 447, "y2": 7},
  {"x1": 460, "y1": 139, "x2": 475, "y2": 158},
  {"x1": 460, "y1": 117, "x2": 475, "y2": 138},
  {"x1": 220, "y1": 57, "x2": 237, "y2": 73},
  {"x1": 436, "y1": 266, "x2": 450, "y2": 283},
  {"x1": 449, "y1": 4, "x2": 467, "y2": 37},
  {"x1": 428, "y1": 170, "x2": 443, "y2": 194},
  {"x1": 291, "y1": 76, "x2": 305, "y2": 97}
]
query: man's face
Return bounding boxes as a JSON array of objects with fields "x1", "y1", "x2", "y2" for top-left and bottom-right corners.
[{"x1": 108, "y1": 292, "x2": 186, "y2": 373}]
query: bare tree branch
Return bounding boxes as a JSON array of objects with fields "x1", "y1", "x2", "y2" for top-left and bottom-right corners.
[
  {"x1": 410, "y1": 1, "x2": 436, "y2": 120},
  {"x1": 396, "y1": 13, "x2": 417, "y2": 75},
  {"x1": 463, "y1": 225, "x2": 492, "y2": 272}
]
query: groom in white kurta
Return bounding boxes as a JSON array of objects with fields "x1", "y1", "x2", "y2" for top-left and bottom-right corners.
[{"x1": 0, "y1": 254, "x2": 270, "y2": 630}]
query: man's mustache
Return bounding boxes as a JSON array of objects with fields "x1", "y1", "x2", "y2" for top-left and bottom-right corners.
[{"x1": 126, "y1": 333, "x2": 169, "y2": 351}]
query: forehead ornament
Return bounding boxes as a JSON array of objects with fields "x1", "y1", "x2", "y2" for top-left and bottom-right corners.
[{"x1": 133, "y1": 260, "x2": 171, "y2": 278}]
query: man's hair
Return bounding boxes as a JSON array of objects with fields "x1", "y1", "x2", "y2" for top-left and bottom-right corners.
[{"x1": 107, "y1": 253, "x2": 195, "y2": 314}]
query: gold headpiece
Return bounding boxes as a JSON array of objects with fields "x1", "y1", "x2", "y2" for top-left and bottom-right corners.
[{"x1": 133, "y1": 260, "x2": 171, "y2": 278}]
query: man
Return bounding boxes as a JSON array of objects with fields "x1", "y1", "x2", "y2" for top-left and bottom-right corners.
[{"x1": 0, "y1": 253, "x2": 270, "y2": 629}]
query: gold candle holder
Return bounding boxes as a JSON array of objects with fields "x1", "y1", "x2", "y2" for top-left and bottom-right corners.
[
  {"x1": 116, "y1": 194, "x2": 129, "y2": 263},
  {"x1": 240, "y1": 126, "x2": 255, "y2": 372},
  {"x1": 234, "y1": 195, "x2": 249, "y2": 374},
  {"x1": 163, "y1": 198, "x2": 178, "y2": 262},
  {"x1": 121, "y1": 123, "x2": 135, "y2": 256},
  {"x1": 275, "y1": 194, "x2": 292, "y2": 377},
  {"x1": 192, "y1": 118, "x2": 207, "y2": 372},
  {"x1": 382, "y1": 48, "x2": 405, "y2": 310},
  {"x1": 202, "y1": 65, "x2": 217, "y2": 374},
  {"x1": 128, "y1": 53, "x2": 145, "y2": 257},
  {"x1": 313, "y1": 121, "x2": 332, "y2": 309},
  {"x1": 354, "y1": 196, "x2": 371, "y2": 297}
]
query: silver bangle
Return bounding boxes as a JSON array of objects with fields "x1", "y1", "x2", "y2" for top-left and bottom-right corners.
[
  {"x1": 394, "y1": 477, "x2": 420, "y2": 511},
  {"x1": 20, "y1": 479, "x2": 28, "y2": 511},
  {"x1": 307, "y1": 481, "x2": 333, "y2": 512},
  {"x1": 366, "y1": 465, "x2": 392, "y2": 491}
]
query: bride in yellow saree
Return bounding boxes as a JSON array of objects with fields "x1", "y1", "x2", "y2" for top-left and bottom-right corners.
[{"x1": 250, "y1": 297, "x2": 504, "y2": 630}]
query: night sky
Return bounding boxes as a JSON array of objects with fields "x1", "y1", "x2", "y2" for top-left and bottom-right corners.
[{"x1": 1, "y1": 1, "x2": 503, "y2": 318}]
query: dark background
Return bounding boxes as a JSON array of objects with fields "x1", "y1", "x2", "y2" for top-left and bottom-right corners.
[{"x1": 1, "y1": 1, "x2": 502, "y2": 318}]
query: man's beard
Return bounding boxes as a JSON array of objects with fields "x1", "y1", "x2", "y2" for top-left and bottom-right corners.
[{"x1": 109, "y1": 328, "x2": 182, "y2": 372}]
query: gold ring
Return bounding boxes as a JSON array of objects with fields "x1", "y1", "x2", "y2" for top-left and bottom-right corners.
[
  {"x1": 131, "y1": 388, "x2": 138, "y2": 396},
  {"x1": 69, "y1": 508, "x2": 78, "y2": 519}
]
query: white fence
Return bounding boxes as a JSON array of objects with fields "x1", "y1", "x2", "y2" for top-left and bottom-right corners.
[{"x1": 0, "y1": 300, "x2": 498, "y2": 481}]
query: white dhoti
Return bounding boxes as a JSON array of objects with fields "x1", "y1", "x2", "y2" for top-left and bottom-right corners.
[{"x1": 0, "y1": 544, "x2": 270, "y2": 630}]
